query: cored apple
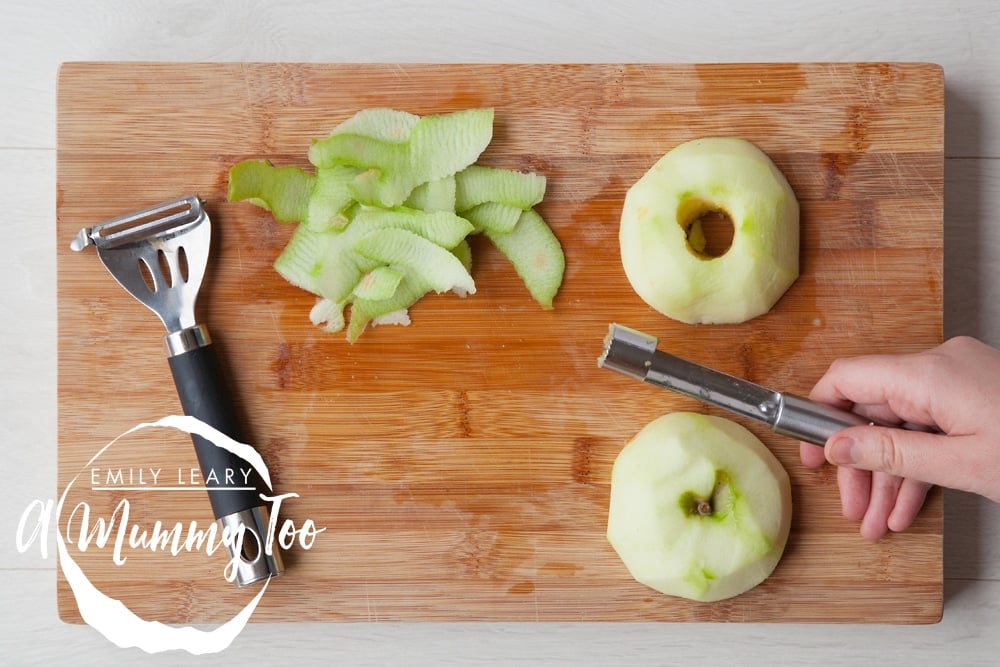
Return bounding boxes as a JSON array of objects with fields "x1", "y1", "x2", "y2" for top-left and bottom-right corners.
[{"x1": 619, "y1": 137, "x2": 799, "y2": 324}]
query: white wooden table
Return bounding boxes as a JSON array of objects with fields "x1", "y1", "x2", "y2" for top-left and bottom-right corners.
[{"x1": 2, "y1": 1, "x2": 998, "y2": 663}]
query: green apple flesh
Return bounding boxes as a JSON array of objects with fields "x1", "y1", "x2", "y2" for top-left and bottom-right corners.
[
  {"x1": 619, "y1": 137, "x2": 799, "y2": 324},
  {"x1": 607, "y1": 412, "x2": 792, "y2": 602}
]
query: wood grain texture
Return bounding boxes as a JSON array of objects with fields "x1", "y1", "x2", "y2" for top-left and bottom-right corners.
[{"x1": 56, "y1": 62, "x2": 943, "y2": 624}]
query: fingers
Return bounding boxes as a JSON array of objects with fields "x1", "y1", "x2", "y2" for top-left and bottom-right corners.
[
  {"x1": 808, "y1": 354, "x2": 901, "y2": 405},
  {"x1": 824, "y1": 423, "x2": 943, "y2": 540},
  {"x1": 805, "y1": 422, "x2": 942, "y2": 540},
  {"x1": 799, "y1": 440, "x2": 826, "y2": 468},
  {"x1": 808, "y1": 354, "x2": 938, "y2": 427},
  {"x1": 859, "y1": 472, "x2": 903, "y2": 540},
  {"x1": 825, "y1": 425, "x2": 963, "y2": 492},
  {"x1": 834, "y1": 467, "x2": 931, "y2": 540},
  {"x1": 887, "y1": 479, "x2": 933, "y2": 532},
  {"x1": 836, "y1": 465, "x2": 870, "y2": 521}
]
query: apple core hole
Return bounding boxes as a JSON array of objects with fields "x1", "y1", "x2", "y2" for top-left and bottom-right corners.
[{"x1": 687, "y1": 209, "x2": 734, "y2": 259}]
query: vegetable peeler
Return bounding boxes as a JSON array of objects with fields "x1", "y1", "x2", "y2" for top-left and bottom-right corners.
[
  {"x1": 597, "y1": 323, "x2": 876, "y2": 446},
  {"x1": 71, "y1": 195, "x2": 284, "y2": 587}
]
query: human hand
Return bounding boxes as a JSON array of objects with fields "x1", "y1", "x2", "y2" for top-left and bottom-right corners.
[{"x1": 799, "y1": 336, "x2": 1000, "y2": 540}]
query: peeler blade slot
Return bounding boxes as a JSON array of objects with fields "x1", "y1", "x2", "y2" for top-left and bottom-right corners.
[
  {"x1": 137, "y1": 256, "x2": 159, "y2": 294},
  {"x1": 177, "y1": 245, "x2": 190, "y2": 284},
  {"x1": 157, "y1": 249, "x2": 174, "y2": 290},
  {"x1": 88, "y1": 196, "x2": 204, "y2": 250},
  {"x1": 138, "y1": 246, "x2": 193, "y2": 295}
]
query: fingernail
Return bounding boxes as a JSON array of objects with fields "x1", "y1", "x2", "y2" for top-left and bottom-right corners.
[{"x1": 827, "y1": 435, "x2": 859, "y2": 465}]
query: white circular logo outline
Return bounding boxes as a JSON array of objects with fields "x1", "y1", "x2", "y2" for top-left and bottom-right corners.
[{"x1": 56, "y1": 415, "x2": 272, "y2": 655}]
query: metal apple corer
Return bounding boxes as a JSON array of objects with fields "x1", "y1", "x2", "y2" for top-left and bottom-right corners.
[
  {"x1": 598, "y1": 323, "x2": 938, "y2": 446},
  {"x1": 70, "y1": 195, "x2": 284, "y2": 587}
]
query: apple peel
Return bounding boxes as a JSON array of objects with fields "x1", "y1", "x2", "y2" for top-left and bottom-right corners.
[{"x1": 229, "y1": 107, "x2": 564, "y2": 341}]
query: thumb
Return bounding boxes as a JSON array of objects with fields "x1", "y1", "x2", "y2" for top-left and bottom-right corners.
[{"x1": 826, "y1": 425, "x2": 958, "y2": 490}]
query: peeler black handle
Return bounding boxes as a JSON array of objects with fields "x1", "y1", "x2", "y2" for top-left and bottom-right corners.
[
  {"x1": 166, "y1": 329, "x2": 267, "y2": 519},
  {"x1": 165, "y1": 324, "x2": 284, "y2": 587}
]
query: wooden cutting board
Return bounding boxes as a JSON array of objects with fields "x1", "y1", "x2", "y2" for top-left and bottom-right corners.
[{"x1": 56, "y1": 63, "x2": 944, "y2": 624}]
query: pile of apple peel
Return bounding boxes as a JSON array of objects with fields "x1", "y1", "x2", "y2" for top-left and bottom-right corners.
[{"x1": 228, "y1": 107, "x2": 564, "y2": 341}]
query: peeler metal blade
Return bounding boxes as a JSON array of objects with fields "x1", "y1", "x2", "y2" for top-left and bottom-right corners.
[
  {"x1": 70, "y1": 195, "x2": 208, "y2": 336},
  {"x1": 70, "y1": 194, "x2": 207, "y2": 252},
  {"x1": 598, "y1": 323, "x2": 875, "y2": 446}
]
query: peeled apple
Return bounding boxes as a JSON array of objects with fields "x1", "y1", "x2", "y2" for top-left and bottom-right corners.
[
  {"x1": 607, "y1": 411, "x2": 792, "y2": 602},
  {"x1": 619, "y1": 137, "x2": 799, "y2": 324}
]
